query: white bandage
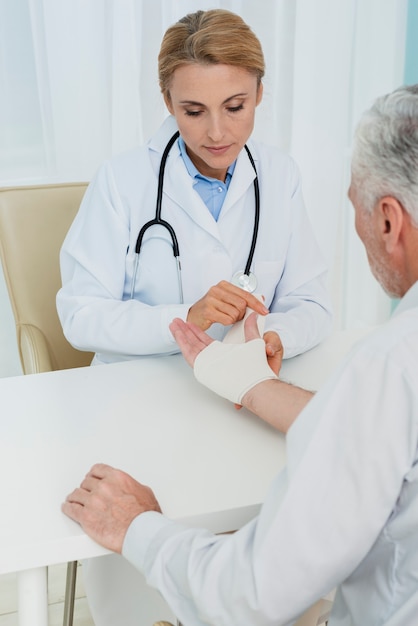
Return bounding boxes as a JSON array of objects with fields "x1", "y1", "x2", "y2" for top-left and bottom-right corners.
[{"x1": 194, "y1": 338, "x2": 278, "y2": 404}]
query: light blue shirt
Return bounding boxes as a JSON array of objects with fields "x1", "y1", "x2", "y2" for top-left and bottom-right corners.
[{"x1": 178, "y1": 137, "x2": 236, "y2": 221}]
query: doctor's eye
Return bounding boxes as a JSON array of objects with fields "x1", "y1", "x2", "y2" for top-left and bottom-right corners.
[
  {"x1": 227, "y1": 104, "x2": 244, "y2": 114},
  {"x1": 185, "y1": 110, "x2": 203, "y2": 117}
]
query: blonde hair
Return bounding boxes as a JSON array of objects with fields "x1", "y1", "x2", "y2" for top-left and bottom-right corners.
[{"x1": 158, "y1": 9, "x2": 265, "y2": 100}]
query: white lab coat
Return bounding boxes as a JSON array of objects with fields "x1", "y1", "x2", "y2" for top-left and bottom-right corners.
[{"x1": 57, "y1": 116, "x2": 332, "y2": 364}]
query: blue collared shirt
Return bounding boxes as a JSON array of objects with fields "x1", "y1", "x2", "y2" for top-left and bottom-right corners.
[{"x1": 178, "y1": 137, "x2": 236, "y2": 221}]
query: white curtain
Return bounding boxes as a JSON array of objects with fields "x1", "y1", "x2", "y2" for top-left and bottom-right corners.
[{"x1": 0, "y1": 0, "x2": 407, "y2": 377}]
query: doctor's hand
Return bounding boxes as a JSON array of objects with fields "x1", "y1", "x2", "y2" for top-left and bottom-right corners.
[
  {"x1": 187, "y1": 280, "x2": 268, "y2": 331},
  {"x1": 62, "y1": 463, "x2": 161, "y2": 554}
]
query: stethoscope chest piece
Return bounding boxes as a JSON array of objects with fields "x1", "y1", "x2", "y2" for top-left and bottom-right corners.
[{"x1": 231, "y1": 270, "x2": 257, "y2": 293}]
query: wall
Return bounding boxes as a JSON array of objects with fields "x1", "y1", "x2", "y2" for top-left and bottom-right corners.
[{"x1": 405, "y1": 0, "x2": 418, "y2": 84}]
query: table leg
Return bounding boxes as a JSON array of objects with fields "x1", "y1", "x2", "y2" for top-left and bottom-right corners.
[{"x1": 17, "y1": 567, "x2": 48, "y2": 626}]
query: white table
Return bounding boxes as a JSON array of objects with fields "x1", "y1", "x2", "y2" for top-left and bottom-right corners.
[{"x1": 0, "y1": 328, "x2": 368, "y2": 625}]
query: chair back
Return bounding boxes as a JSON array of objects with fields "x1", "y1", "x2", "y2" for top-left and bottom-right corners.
[{"x1": 0, "y1": 183, "x2": 94, "y2": 374}]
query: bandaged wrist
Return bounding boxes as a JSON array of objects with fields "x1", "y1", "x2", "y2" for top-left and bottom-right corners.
[{"x1": 194, "y1": 338, "x2": 278, "y2": 404}]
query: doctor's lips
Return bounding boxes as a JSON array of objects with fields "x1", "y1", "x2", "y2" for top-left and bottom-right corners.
[{"x1": 205, "y1": 145, "x2": 232, "y2": 156}]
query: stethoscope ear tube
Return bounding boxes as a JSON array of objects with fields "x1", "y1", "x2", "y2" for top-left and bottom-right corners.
[
  {"x1": 231, "y1": 145, "x2": 260, "y2": 292},
  {"x1": 243, "y1": 144, "x2": 259, "y2": 278},
  {"x1": 131, "y1": 131, "x2": 182, "y2": 302},
  {"x1": 134, "y1": 131, "x2": 180, "y2": 256}
]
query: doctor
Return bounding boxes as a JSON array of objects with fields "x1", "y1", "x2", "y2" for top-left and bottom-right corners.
[
  {"x1": 56, "y1": 8, "x2": 332, "y2": 375},
  {"x1": 57, "y1": 8, "x2": 332, "y2": 625}
]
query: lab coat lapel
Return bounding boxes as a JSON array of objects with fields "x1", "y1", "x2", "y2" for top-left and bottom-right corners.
[
  {"x1": 163, "y1": 144, "x2": 258, "y2": 232},
  {"x1": 218, "y1": 145, "x2": 257, "y2": 215},
  {"x1": 164, "y1": 151, "x2": 221, "y2": 239}
]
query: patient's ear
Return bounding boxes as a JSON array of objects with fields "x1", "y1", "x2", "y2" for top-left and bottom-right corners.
[{"x1": 376, "y1": 196, "x2": 404, "y2": 253}]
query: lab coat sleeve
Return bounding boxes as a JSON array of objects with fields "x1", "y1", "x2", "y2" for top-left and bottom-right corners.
[
  {"x1": 263, "y1": 160, "x2": 332, "y2": 359},
  {"x1": 56, "y1": 161, "x2": 190, "y2": 357},
  {"x1": 122, "y1": 337, "x2": 418, "y2": 625}
]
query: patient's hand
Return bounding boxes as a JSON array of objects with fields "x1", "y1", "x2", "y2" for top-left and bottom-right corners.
[
  {"x1": 170, "y1": 312, "x2": 264, "y2": 368},
  {"x1": 169, "y1": 318, "x2": 214, "y2": 367},
  {"x1": 263, "y1": 330, "x2": 283, "y2": 375},
  {"x1": 62, "y1": 463, "x2": 161, "y2": 553}
]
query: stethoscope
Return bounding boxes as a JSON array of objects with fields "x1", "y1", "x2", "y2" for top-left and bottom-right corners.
[{"x1": 131, "y1": 131, "x2": 260, "y2": 302}]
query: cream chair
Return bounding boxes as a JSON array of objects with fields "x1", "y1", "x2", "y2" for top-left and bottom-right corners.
[
  {"x1": 0, "y1": 183, "x2": 93, "y2": 373},
  {"x1": 0, "y1": 182, "x2": 94, "y2": 626}
]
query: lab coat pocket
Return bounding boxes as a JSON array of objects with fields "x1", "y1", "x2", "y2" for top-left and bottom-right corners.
[{"x1": 253, "y1": 260, "x2": 284, "y2": 305}]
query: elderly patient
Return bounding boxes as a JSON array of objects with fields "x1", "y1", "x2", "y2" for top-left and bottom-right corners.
[{"x1": 63, "y1": 84, "x2": 418, "y2": 625}]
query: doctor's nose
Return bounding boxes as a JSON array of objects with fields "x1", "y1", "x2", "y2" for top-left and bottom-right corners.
[{"x1": 206, "y1": 117, "x2": 225, "y2": 142}]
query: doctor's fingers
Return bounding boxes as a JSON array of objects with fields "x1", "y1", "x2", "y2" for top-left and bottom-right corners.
[
  {"x1": 189, "y1": 288, "x2": 255, "y2": 327},
  {"x1": 213, "y1": 281, "x2": 268, "y2": 316},
  {"x1": 189, "y1": 298, "x2": 242, "y2": 329},
  {"x1": 242, "y1": 292, "x2": 269, "y2": 316}
]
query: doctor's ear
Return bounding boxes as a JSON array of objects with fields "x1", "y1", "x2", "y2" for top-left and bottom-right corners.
[
  {"x1": 256, "y1": 82, "x2": 263, "y2": 106},
  {"x1": 163, "y1": 92, "x2": 174, "y2": 115}
]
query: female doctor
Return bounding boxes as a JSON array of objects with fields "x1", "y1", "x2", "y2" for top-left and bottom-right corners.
[
  {"x1": 57, "y1": 9, "x2": 332, "y2": 375},
  {"x1": 56, "y1": 8, "x2": 332, "y2": 625}
]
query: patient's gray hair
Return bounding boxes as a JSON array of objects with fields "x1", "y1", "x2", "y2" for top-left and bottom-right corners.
[{"x1": 351, "y1": 84, "x2": 418, "y2": 226}]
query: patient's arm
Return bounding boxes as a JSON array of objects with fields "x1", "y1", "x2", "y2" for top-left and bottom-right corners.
[{"x1": 170, "y1": 315, "x2": 313, "y2": 433}]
